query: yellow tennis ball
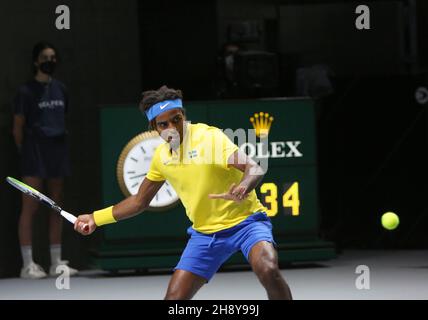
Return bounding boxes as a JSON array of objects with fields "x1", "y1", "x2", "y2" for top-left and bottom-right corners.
[{"x1": 381, "y1": 212, "x2": 399, "y2": 230}]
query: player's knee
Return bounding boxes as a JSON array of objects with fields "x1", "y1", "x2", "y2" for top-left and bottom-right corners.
[{"x1": 256, "y1": 262, "x2": 281, "y2": 286}]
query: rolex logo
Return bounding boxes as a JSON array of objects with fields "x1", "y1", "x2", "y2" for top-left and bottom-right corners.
[{"x1": 250, "y1": 112, "x2": 274, "y2": 138}]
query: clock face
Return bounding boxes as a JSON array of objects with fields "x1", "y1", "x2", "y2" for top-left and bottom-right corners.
[{"x1": 117, "y1": 131, "x2": 179, "y2": 210}]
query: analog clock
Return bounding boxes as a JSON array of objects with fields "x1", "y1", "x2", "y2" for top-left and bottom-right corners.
[{"x1": 116, "y1": 131, "x2": 179, "y2": 211}]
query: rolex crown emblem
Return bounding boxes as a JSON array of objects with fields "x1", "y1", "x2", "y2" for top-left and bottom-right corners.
[{"x1": 250, "y1": 112, "x2": 274, "y2": 138}]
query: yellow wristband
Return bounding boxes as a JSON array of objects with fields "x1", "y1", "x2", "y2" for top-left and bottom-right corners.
[{"x1": 93, "y1": 206, "x2": 116, "y2": 226}]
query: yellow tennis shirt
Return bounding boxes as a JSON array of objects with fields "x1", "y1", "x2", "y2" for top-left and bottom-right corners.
[{"x1": 146, "y1": 123, "x2": 267, "y2": 234}]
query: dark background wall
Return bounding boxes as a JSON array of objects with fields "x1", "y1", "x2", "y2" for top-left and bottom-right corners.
[
  {"x1": 1, "y1": 0, "x2": 427, "y2": 277},
  {"x1": 138, "y1": 0, "x2": 217, "y2": 99}
]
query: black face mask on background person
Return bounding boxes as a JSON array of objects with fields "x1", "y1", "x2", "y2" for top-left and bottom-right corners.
[{"x1": 39, "y1": 61, "x2": 56, "y2": 75}]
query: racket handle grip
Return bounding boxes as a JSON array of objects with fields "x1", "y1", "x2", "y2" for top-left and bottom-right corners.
[
  {"x1": 60, "y1": 210, "x2": 89, "y2": 232},
  {"x1": 60, "y1": 210, "x2": 77, "y2": 224}
]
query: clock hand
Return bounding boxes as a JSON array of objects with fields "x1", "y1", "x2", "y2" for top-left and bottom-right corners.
[{"x1": 129, "y1": 173, "x2": 147, "y2": 179}]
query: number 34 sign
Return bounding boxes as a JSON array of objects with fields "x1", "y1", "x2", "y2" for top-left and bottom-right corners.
[{"x1": 260, "y1": 182, "x2": 300, "y2": 217}]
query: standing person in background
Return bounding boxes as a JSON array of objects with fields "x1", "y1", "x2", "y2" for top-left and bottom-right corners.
[
  {"x1": 216, "y1": 43, "x2": 241, "y2": 98},
  {"x1": 12, "y1": 41, "x2": 77, "y2": 279}
]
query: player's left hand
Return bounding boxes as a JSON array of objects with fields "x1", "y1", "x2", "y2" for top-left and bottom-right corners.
[{"x1": 208, "y1": 183, "x2": 249, "y2": 203}]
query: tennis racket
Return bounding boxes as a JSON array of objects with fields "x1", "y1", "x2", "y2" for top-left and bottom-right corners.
[{"x1": 6, "y1": 176, "x2": 88, "y2": 232}]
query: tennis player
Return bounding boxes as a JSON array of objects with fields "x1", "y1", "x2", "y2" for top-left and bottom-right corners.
[{"x1": 74, "y1": 86, "x2": 292, "y2": 300}]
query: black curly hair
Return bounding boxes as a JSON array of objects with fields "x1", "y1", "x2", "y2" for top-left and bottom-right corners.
[{"x1": 139, "y1": 85, "x2": 185, "y2": 129}]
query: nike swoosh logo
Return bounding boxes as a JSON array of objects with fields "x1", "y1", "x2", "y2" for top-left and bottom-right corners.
[{"x1": 159, "y1": 102, "x2": 170, "y2": 110}]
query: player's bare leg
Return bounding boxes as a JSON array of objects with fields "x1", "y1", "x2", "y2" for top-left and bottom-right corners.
[
  {"x1": 18, "y1": 177, "x2": 43, "y2": 246},
  {"x1": 164, "y1": 269, "x2": 206, "y2": 300},
  {"x1": 47, "y1": 178, "x2": 64, "y2": 245},
  {"x1": 249, "y1": 241, "x2": 292, "y2": 300}
]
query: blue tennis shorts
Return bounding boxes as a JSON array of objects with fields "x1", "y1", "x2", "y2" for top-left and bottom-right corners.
[{"x1": 174, "y1": 211, "x2": 275, "y2": 282}]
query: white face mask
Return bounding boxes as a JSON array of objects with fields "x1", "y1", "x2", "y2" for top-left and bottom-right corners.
[{"x1": 161, "y1": 128, "x2": 181, "y2": 150}]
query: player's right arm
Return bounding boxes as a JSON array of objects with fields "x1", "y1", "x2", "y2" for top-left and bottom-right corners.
[
  {"x1": 74, "y1": 178, "x2": 164, "y2": 235},
  {"x1": 111, "y1": 178, "x2": 164, "y2": 221}
]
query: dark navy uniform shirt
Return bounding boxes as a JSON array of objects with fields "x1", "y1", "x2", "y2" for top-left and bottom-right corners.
[{"x1": 14, "y1": 78, "x2": 68, "y2": 137}]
